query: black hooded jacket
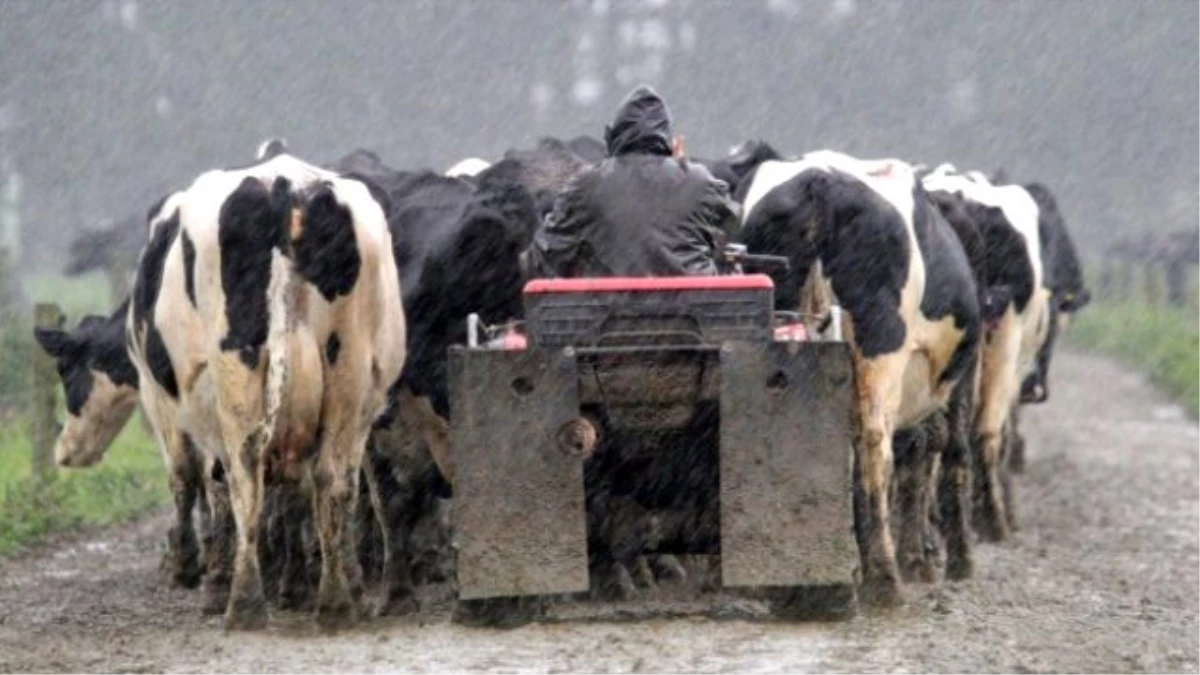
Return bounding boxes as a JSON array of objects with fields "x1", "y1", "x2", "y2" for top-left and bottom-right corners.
[{"x1": 520, "y1": 86, "x2": 741, "y2": 278}]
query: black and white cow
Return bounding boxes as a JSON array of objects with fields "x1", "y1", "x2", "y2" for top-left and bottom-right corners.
[
  {"x1": 921, "y1": 165, "x2": 1050, "y2": 541},
  {"x1": 989, "y1": 178, "x2": 1091, "y2": 473},
  {"x1": 1011, "y1": 180, "x2": 1091, "y2": 403},
  {"x1": 734, "y1": 150, "x2": 983, "y2": 604},
  {"x1": 39, "y1": 151, "x2": 406, "y2": 631}
]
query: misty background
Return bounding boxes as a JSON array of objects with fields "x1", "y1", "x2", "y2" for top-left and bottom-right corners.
[{"x1": 0, "y1": 0, "x2": 1196, "y2": 273}]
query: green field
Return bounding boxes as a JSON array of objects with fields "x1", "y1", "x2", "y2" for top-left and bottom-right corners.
[{"x1": 0, "y1": 419, "x2": 168, "y2": 555}]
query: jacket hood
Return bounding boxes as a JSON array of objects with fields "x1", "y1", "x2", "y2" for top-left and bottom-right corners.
[{"x1": 604, "y1": 85, "x2": 674, "y2": 157}]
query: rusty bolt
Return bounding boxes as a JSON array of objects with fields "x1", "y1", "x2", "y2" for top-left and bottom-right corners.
[{"x1": 556, "y1": 417, "x2": 598, "y2": 460}]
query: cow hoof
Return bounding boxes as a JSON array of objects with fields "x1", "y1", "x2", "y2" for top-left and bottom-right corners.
[
  {"x1": 278, "y1": 586, "x2": 315, "y2": 613},
  {"x1": 316, "y1": 599, "x2": 358, "y2": 632},
  {"x1": 590, "y1": 563, "x2": 639, "y2": 601},
  {"x1": 899, "y1": 556, "x2": 939, "y2": 585},
  {"x1": 633, "y1": 558, "x2": 658, "y2": 590},
  {"x1": 177, "y1": 566, "x2": 205, "y2": 590},
  {"x1": 860, "y1": 564, "x2": 905, "y2": 608},
  {"x1": 379, "y1": 591, "x2": 419, "y2": 617},
  {"x1": 615, "y1": 564, "x2": 638, "y2": 599},
  {"x1": 651, "y1": 554, "x2": 688, "y2": 585},
  {"x1": 767, "y1": 584, "x2": 857, "y2": 621},
  {"x1": 973, "y1": 517, "x2": 1011, "y2": 543},
  {"x1": 164, "y1": 555, "x2": 205, "y2": 590},
  {"x1": 452, "y1": 597, "x2": 541, "y2": 629},
  {"x1": 945, "y1": 553, "x2": 974, "y2": 581},
  {"x1": 223, "y1": 598, "x2": 268, "y2": 631},
  {"x1": 202, "y1": 586, "x2": 230, "y2": 616},
  {"x1": 1009, "y1": 446, "x2": 1026, "y2": 474}
]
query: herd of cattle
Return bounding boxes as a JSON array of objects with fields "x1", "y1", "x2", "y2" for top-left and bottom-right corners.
[{"x1": 32, "y1": 128, "x2": 1090, "y2": 631}]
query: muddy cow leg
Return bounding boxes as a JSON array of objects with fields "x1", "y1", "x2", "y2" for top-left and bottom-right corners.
[
  {"x1": 972, "y1": 431, "x2": 1011, "y2": 542},
  {"x1": 221, "y1": 425, "x2": 269, "y2": 631},
  {"x1": 363, "y1": 441, "x2": 419, "y2": 616},
  {"x1": 278, "y1": 486, "x2": 316, "y2": 611},
  {"x1": 202, "y1": 461, "x2": 236, "y2": 616},
  {"x1": 894, "y1": 425, "x2": 938, "y2": 584},
  {"x1": 650, "y1": 554, "x2": 688, "y2": 585},
  {"x1": 356, "y1": 471, "x2": 383, "y2": 588},
  {"x1": 939, "y1": 372, "x2": 975, "y2": 580},
  {"x1": 972, "y1": 321, "x2": 1018, "y2": 543},
  {"x1": 1000, "y1": 416, "x2": 1020, "y2": 532},
  {"x1": 916, "y1": 413, "x2": 950, "y2": 582},
  {"x1": 1008, "y1": 402, "x2": 1027, "y2": 474},
  {"x1": 160, "y1": 430, "x2": 204, "y2": 589},
  {"x1": 311, "y1": 430, "x2": 368, "y2": 630},
  {"x1": 259, "y1": 484, "x2": 286, "y2": 605},
  {"x1": 853, "y1": 352, "x2": 906, "y2": 607}
]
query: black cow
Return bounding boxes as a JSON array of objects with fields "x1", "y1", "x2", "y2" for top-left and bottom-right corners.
[
  {"x1": 694, "y1": 139, "x2": 784, "y2": 197},
  {"x1": 323, "y1": 148, "x2": 541, "y2": 613}
]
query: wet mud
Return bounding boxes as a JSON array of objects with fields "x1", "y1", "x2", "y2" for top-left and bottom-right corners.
[{"x1": 0, "y1": 351, "x2": 1195, "y2": 673}]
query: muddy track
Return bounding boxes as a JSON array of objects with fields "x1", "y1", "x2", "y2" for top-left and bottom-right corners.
[{"x1": 0, "y1": 351, "x2": 1196, "y2": 673}]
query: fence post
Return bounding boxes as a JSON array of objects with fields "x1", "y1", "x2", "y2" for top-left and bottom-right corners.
[
  {"x1": 1098, "y1": 257, "x2": 1114, "y2": 301},
  {"x1": 1165, "y1": 257, "x2": 1187, "y2": 308},
  {"x1": 1143, "y1": 262, "x2": 1162, "y2": 306},
  {"x1": 31, "y1": 302, "x2": 65, "y2": 485}
]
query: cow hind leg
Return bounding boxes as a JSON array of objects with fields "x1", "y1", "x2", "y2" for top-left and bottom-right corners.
[
  {"x1": 363, "y1": 443, "x2": 419, "y2": 616},
  {"x1": 259, "y1": 484, "x2": 286, "y2": 605},
  {"x1": 894, "y1": 425, "x2": 938, "y2": 584},
  {"x1": 1000, "y1": 417, "x2": 1020, "y2": 532},
  {"x1": 971, "y1": 431, "x2": 1011, "y2": 543},
  {"x1": 164, "y1": 450, "x2": 203, "y2": 589},
  {"x1": 1008, "y1": 403, "x2": 1027, "y2": 474},
  {"x1": 939, "y1": 375, "x2": 975, "y2": 580},
  {"x1": 202, "y1": 463, "x2": 235, "y2": 616},
  {"x1": 310, "y1": 434, "x2": 367, "y2": 631},
  {"x1": 853, "y1": 353, "x2": 906, "y2": 607},
  {"x1": 223, "y1": 429, "x2": 269, "y2": 631},
  {"x1": 279, "y1": 486, "x2": 316, "y2": 612}
]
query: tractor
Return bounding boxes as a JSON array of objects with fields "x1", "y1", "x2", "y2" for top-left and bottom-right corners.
[{"x1": 446, "y1": 248, "x2": 860, "y2": 625}]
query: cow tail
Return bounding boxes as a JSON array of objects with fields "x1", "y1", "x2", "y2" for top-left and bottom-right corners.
[{"x1": 261, "y1": 177, "x2": 298, "y2": 449}]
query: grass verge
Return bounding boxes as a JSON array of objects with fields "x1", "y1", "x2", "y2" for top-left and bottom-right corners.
[
  {"x1": 1065, "y1": 301, "x2": 1199, "y2": 419},
  {"x1": 0, "y1": 415, "x2": 167, "y2": 556}
]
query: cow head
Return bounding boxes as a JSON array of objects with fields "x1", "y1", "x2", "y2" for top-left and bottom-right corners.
[
  {"x1": 697, "y1": 139, "x2": 783, "y2": 198},
  {"x1": 32, "y1": 303, "x2": 139, "y2": 468}
]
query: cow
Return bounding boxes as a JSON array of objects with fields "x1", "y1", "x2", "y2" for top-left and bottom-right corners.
[
  {"x1": 321, "y1": 149, "x2": 541, "y2": 617},
  {"x1": 733, "y1": 150, "x2": 983, "y2": 605},
  {"x1": 37, "y1": 145, "x2": 430, "y2": 621},
  {"x1": 998, "y1": 179, "x2": 1091, "y2": 406},
  {"x1": 160, "y1": 152, "x2": 403, "y2": 630},
  {"x1": 476, "y1": 136, "x2": 603, "y2": 218},
  {"x1": 39, "y1": 151, "x2": 406, "y2": 631},
  {"x1": 32, "y1": 301, "x2": 213, "y2": 590},
  {"x1": 921, "y1": 165, "x2": 1050, "y2": 541},
  {"x1": 694, "y1": 139, "x2": 783, "y2": 197},
  {"x1": 1000, "y1": 179, "x2": 1091, "y2": 473},
  {"x1": 444, "y1": 157, "x2": 492, "y2": 178}
]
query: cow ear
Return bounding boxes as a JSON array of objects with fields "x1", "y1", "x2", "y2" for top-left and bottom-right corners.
[{"x1": 33, "y1": 327, "x2": 74, "y2": 359}]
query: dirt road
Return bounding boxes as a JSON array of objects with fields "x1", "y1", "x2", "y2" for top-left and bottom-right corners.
[{"x1": 0, "y1": 351, "x2": 1196, "y2": 673}]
